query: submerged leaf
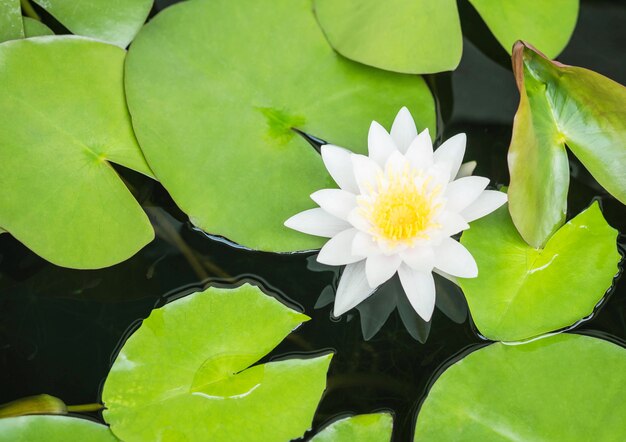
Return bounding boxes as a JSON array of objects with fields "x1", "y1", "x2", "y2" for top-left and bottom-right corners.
[
  {"x1": 32, "y1": 0, "x2": 153, "y2": 47},
  {"x1": 0, "y1": 37, "x2": 154, "y2": 269},
  {"x1": 125, "y1": 0, "x2": 435, "y2": 252},
  {"x1": 459, "y1": 203, "x2": 619, "y2": 342},
  {"x1": 102, "y1": 284, "x2": 332, "y2": 442},
  {"x1": 314, "y1": 0, "x2": 462, "y2": 74},
  {"x1": 508, "y1": 42, "x2": 626, "y2": 247},
  {"x1": 311, "y1": 413, "x2": 393, "y2": 442},
  {"x1": 0, "y1": 415, "x2": 118, "y2": 441},
  {"x1": 414, "y1": 334, "x2": 626, "y2": 440},
  {"x1": 468, "y1": 0, "x2": 578, "y2": 57},
  {"x1": 0, "y1": 0, "x2": 24, "y2": 42}
]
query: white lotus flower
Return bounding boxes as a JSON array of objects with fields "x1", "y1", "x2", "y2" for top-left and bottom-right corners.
[{"x1": 285, "y1": 107, "x2": 507, "y2": 321}]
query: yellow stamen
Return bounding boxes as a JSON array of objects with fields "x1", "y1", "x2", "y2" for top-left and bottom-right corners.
[{"x1": 360, "y1": 166, "x2": 441, "y2": 245}]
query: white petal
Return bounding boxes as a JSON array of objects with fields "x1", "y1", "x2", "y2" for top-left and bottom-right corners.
[
  {"x1": 365, "y1": 253, "x2": 402, "y2": 288},
  {"x1": 317, "y1": 228, "x2": 362, "y2": 265},
  {"x1": 401, "y1": 246, "x2": 434, "y2": 271},
  {"x1": 433, "y1": 237, "x2": 478, "y2": 278},
  {"x1": 352, "y1": 154, "x2": 382, "y2": 194},
  {"x1": 405, "y1": 128, "x2": 434, "y2": 170},
  {"x1": 390, "y1": 107, "x2": 418, "y2": 153},
  {"x1": 456, "y1": 161, "x2": 477, "y2": 178},
  {"x1": 433, "y1": 133, "x2": 466, "y2": 181},
  {"x1": 460, "y1": 190, "x2": 508, "y2": 222},
  {"x1": 438, "y1": 210, "x2": 470, "y2": 237},
  {"x1": 321, "y1": 144, "x2": 359, "y2": 194},
  {"x1": 445, "y1": 176, "x2": 490, "y2": 213},
  {"x1": 384, "y1": 150, "x2": 408, "y2": 174},
  {"x1": 398, "y1": 264, "x2": 436, "y2": 321},
  {"x1": 333, "y1": 261, "x2": 375, "y2": 316},
  {"x1": 426, "y1": 161, "x2": 453, "y2": 187},
  {"x1": 285, "y1": 208, "x2": 350, "y2": 238},
  {"x1": 368, "y1": 121, "x2": 398, "y2": 166},
  {"x1": 310, "y1": 189, "x2": 356, "y2": 221},
  {"x1": 347, "y1": 207, "x2": 372, "y2": 232},
  {"x1": 352, "y1": 231, "x2": 380, "y2": 257}
]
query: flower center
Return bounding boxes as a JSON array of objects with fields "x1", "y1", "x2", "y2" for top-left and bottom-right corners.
[{"x1": 360, "y1": 168, "x2": 442, "y2": 244}]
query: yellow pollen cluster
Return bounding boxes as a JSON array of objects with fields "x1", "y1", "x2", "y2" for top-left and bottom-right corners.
[{"x1": 362, "y1": 169, "x2": 441, "y2": 244}]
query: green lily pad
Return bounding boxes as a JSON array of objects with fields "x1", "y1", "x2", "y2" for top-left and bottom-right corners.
[
  {"x1": 508, "y1": 42, "x2": 626, "y2": 247},
  {"x1": 0, "y1": 37, "x2": 154, "y2": 269},
  {"x1": 468, "y1": 0, "x2": 578, "y2": 58},
  {"x1": 32, "y1": 0, "x2": 153, "y2": 47},
  {"x1": 311, "y1": 413, "x2": 393, "y2": 442},
  {"x1": 125, "y1": 0, "x2": 435, "y2": 252},
  {"x1": 459, "y1": 202, "x2": 619, "y2": 342},
  {"x1": 313, "y1": 0, "x2": 577, "y2": 74},
  {"x1": 102, "y1": 284, "x2": 333, "y2": 441},
  {"x1": 22, "y1": 17, "x2": 54, "y2": 37},
  {"x1": 0, "y1": 0, "x2": 24, "y2": 42},
  {"x1": 414, "y1": 333, "x2": 626, "y2": 440},
  {"x1": 0, "y1": 416, "x2": 118, "y2": 441},
  {"x1": 314, "y1": 0, "x2": 462, "y2": 74}
]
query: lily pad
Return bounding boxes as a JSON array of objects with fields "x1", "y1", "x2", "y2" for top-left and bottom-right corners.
[
  {"x1": 125, "y1": 0, "x2": 435, "y2": 252},
  {"x1": 0, "y1": 37, "x2": 154, "y2": 269},
  {"x1": 0, "y1": 416, "x2": 118, "y2": 441},
  {"x1": 32, "y1": 0, "x2": 153, "y2": 47},
  {"x1": 102, "y1": 284, "x2": 333, "y2": 442},
  {"x1": 313, "y1": 0, "x2": 577, "y2": 74},
  {"x1": 311, "y1": 413, "x2": 393, "y2": 442},
  {"x1": 0, "y1": 0, "x2": 24, "y2": 42},
  {"x1": 459, "y1": 202, "x2": 619, "y2": 342},
  {"x1": 468, "y1": 0, "x2": 578, "y2": 58},
  {"x1": 508, "y1": 42, "x2": 626, "y2": 247},
  {"x1": 414, "y1": 333, "x2": 626, "y2": 440},
  {"x1": 314, "y1": 0, "x2": 462, "y2": 74},
  {"x1": 22, "y1": 17, "x2": 54, "y2": 37}
]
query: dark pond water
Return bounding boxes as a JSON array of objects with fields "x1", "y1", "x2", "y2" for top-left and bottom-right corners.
[{"x1": 1, "y1": 1, "x2": 625, "y2": 440}]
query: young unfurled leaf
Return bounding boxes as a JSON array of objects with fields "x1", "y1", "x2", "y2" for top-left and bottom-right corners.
[
  {"x1": 508, "y1": 42, "x2": 626, "y2": 247},
  {"x1": 0, "y1": 416, "x2": 119, "y2": 441}
]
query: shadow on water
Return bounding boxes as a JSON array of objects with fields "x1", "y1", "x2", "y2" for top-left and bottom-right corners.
[{"x1": 0, "y1": 0, "x2": 625, "y2": 440}]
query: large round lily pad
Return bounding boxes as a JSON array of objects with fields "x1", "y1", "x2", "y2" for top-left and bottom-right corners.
[
  {"x1": 0, "y1": 0, "x2": 23, "y2": 43},
  {"x1": 102, "y1": 284, "x2": 332, "y2": 441},
  {"x1": 314, "y1": 0, "x2": 462, "y2": 74},
  {"x1": 125, "y1": 0, "x2": 435, "y2": 252},
  {"x1": 414, "y1": 333, "x2": 626, "y2": 440},
  {"x1": 0, "y1": 416, "x2": 118, "y2": 441},
  {"x1": 459, "y1": 202, "x2": 619, "y2": 342},
  {"x1": 32, "y1": 0, "x2": 153, "y2": 47},
  {"x1": 311, "y1": 413, "x2": 393, "y2": 442},
  {"x1": 0, "y1": 37, "x2": 154, "y2": 269}
]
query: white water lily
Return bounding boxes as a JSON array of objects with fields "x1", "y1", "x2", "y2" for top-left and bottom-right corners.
[{"x1": 285, "y1": 107, "x2": 507, "y2": 321}]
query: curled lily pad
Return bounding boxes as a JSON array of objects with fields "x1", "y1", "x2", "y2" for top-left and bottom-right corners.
[
  {"x1": 508, "y1": 42, "x2": 626, "y2": 247},
  {"x1": 102, "y1": 284, "x2": 332, "y2": 441},
  {"x1": 22, "y1": 17, "x2": 54, "y2": 37},
  {"x1": 32, "y1": 0, "x2": 153, "y2": 47},
  {"x1": 0, "y1": 0, "x2": 24, "y2": 42},
  {"x1": 125, "y1": 0, "x2": 435, "y2": 252},
  {"x1": 0, "y1": 416, "x2": 118, "y2": 441},
  {"x1": 459, "y1": 202, "x2": 619, "y2": 342},
  {"x1": 314, "y1": 0, "x2": 462, "y2": 74},
  {"x1": 414, "y1": 334, "x2": 626, "y2": 440},
  {"x1": 311, "y1": 413, "x2": 393, "y2": 442},
  {"x1": 313, "y1": 0, "x2": 577, "y2": 74},
  {"x1": 0, "y1": 37, "x2": 154, "y2": 269},
  {"x1": 468, "y1": 0, "x2": 578, "y2": 57}
]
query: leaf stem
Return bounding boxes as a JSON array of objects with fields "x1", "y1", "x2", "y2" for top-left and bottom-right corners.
[
  {"x1": 20, "y1": 0, "x2": 41, "y2": 21},
  {"x1": 66, "y1": 403, "x2": 105, "y2": 413}
]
